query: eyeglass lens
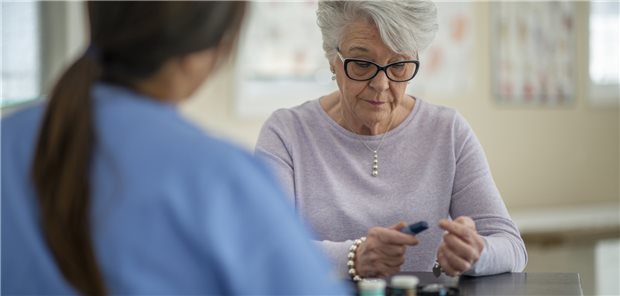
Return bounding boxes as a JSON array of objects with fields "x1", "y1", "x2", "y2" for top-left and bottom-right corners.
[{"x1": 346, "y1": 60, "x2": 417, "y2": 81}]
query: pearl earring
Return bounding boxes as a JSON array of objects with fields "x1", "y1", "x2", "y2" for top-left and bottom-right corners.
[{"x1": 331, "y1": 75, "x2": 336, "y2": 81}]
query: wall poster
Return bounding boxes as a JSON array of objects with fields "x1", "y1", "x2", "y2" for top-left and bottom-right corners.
[{"x1": 491, "y1": 2, "x2": 576, "y2": 105}]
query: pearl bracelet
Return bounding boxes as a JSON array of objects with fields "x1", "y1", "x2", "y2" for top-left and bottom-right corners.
[{"x1": 347, "y1": 236, "x2": 366, "y2": 281}]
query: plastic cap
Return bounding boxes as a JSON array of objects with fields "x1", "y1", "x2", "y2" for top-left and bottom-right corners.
[
  {"x1": 390, "y1": 275, "x2": 419, "y2": 288},
  {"x1": 359, "y1": 278, "x2": 387, "y2": 290}
]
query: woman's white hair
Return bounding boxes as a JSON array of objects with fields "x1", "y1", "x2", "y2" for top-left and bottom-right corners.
[{"x1": 317, "y1": 0, "x2": 438, "y2": 62}]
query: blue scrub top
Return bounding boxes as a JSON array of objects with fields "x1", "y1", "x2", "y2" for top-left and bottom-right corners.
[{"x1": 1, "y1": 83, "x2": 350, "y2": 295}]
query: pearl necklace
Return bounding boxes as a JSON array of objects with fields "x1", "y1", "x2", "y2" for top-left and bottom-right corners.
[{"x1": 345, "y1": 114, "x2": 394, "y2": 177}]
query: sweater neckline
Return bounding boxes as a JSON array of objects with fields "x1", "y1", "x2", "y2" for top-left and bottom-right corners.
[{"x1": 313, "y1": 95, "x2": 423, "y2": 142}]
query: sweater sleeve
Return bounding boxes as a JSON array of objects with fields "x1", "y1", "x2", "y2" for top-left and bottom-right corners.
[
  {"x1": 450, "y1": 113, "x2": 528, "y2": 276},
  {"x1": 255, "y1": 111, "x2": 296, "y2": 204}
]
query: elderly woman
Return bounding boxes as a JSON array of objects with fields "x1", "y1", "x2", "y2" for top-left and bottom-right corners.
[{"x1": 256, "y1": 0, "x2": 527, "y2": 281}]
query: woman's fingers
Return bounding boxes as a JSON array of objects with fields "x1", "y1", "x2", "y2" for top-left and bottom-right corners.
[
  {"x1": 437, "y1": 243, "x2": 471, "y2": 275},
  {"x1": 439, "y1": 218, "x2": 474, "y2": 243},
  {"x1": 380, "y1": 253, "x2": 406, "y2": 267},
  {"x1": 377, "y1": 244, "x2": 406, "y2": 257},
  {"x1": 442, "y1": 233, "x2": 480, "y2": 263},
  {"x1": 370, "y1": 225, "x2": 419, "y2": 246},
  {"x1": 436, "y1": 217, "x2": 485, "y2": 275},
  {"x1": 388, "y1": 221, "x2": 408, "y2": 231},
  {"x1": 356, "y1": 223, "x2": 420, "y2": 277}
]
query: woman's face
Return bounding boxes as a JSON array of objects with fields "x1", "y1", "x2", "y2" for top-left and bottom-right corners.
[{"x1": 332, "y1": 21, "x2": 412, "y2": 129}]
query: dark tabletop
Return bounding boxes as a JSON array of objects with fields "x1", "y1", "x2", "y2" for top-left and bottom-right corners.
[
  {"x1": 457, "y1": 272, "x2": 583, "y2": 296},
  {"x1": 352, "y1": 272, "x2": 583, "y2": 296}
]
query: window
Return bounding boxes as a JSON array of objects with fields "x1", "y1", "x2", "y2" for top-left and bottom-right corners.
[
  {"x1": 1, "y1": 2, "x2": 41, "y2": 108},
  {"x1": 589, "y1": 1, "x2": 620, "y2": 106}
]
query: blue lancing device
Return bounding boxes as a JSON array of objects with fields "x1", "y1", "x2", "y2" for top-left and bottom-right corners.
[{"x1": 400, "y1": 221, "x2": 428, "y2": 235}]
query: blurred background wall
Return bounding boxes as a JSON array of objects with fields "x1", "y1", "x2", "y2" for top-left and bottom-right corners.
[{"x1": 2, "y1": 1, "x2": 618, "y2": 295}]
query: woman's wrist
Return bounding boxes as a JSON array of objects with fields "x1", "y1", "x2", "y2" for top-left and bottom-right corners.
[{"x1": 347, "y1": 236, "x2": 366, "y2": 281}]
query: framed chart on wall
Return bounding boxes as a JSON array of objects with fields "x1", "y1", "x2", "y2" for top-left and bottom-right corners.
[
  {"x1": 412, "y1": 2, "x2": 475, "y2": 100},
  {"x1": 491, "y1": 2, "x2": 576, "y2": 106},
  {"x1": 234, "y1": 1, "x2": 334, "y2": 118}
]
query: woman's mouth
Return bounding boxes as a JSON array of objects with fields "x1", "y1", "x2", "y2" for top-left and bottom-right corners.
[{"x1": 366, "y1": 100, "x2": 385, "y2": 106}]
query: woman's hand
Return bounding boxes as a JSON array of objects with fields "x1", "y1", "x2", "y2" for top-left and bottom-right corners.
[
  {"x1": 355, "y1": 222, "x2": 419, "y2": 278},
  {"x1": 436, "y1": 216, "x2": 485, "y2": 276}
]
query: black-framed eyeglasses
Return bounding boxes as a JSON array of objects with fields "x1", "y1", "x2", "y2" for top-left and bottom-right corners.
[{"x1": 336, "y1": 49, "x2": 420, "y2": 82}]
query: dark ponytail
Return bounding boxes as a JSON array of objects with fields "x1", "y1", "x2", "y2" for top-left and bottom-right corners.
[
  {"x1": 31, "y1": 50, "x2": 105, "y2": 295},
  {"x1": 30, "y1": 2, "x2": 246, "y2": 295}
]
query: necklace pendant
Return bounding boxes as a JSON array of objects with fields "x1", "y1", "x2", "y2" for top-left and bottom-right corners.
[
  {"x1": 372, "y1": 151, "x2": 379, "y2": 177},
  {"x1": 347, "y1": 113, "x2": 394, "y2": 178}
]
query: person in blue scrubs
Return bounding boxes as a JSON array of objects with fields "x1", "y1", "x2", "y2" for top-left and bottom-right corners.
[{"x1": 1, "y1": 2, "x2": 349, "y2": 295}]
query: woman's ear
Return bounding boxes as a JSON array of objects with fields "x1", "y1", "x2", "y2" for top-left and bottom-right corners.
[
  {"x1": 179, "y1": 49, "x2": 217, "y2": 81},
  {"x1": 177, "y1": 49, "x2": 218, "y2": 97}
]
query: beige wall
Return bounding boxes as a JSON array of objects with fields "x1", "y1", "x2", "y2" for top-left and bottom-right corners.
[{"x1": 181, "y1": 2, "x2": 619, "y2": 211}]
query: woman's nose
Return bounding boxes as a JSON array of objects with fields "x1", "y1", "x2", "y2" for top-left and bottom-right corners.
[{"x1": 369, "y1": 69, "x2": 390, "y2": 92}]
